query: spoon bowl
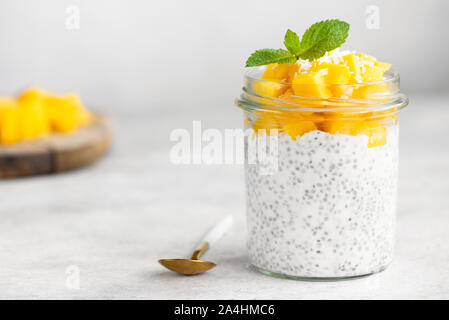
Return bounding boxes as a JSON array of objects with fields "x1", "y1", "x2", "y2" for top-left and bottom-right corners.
[
  {"x1": 158, "y1": 258, "x2": 216, "y2": 275},
  {"x1": 158, "y1": 216, "x2": 234, "y2": 276}
]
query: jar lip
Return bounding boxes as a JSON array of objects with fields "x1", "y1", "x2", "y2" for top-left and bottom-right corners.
[
  {"x1": 244, "y1": 65, "x2": 401, "y2": 86},
  {"x1": 236, "y1": 67, "x2": 408, "y2": 114}
]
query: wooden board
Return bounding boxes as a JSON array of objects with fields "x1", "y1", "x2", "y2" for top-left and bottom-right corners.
[{"x1": 0, "y1": 115, "x2": 111, "y2": 178}]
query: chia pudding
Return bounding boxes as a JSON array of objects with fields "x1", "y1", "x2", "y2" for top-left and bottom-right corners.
[{"x1": 245, "y1": 126, "x2": 399, "y2": 278}]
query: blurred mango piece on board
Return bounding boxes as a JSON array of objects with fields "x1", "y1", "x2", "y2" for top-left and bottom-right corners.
[{"x1": 0, "y1": 87, "x2": 91, "y2": 144}]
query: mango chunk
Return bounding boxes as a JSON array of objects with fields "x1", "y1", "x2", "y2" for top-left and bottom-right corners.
[
  {"x1": 17, "y1": 88, "x2": 49, "y2": 140},
  {"x1": 321, "y1": 119, "x2": 387, "y2": 147},
  {"x1": 352, "y1": 83, "x2": 388, "y2": 99},
  {"x1": 283, "y1": 120, "x2": 316, "y2": 140},
  {"x1": 0, "y1": 97, "x2": 17, "y2": 107},
  {"x1": 66, "y1": 93, "x2": 91, "y2": 126},
  {"x1": 43, "y1": 92, "x2": 91, "y2": 133},
  {"x1": 252, "y1": 112, "x2": 282, "y2": 135},
  {"x1": 286, "y1": 64, "x2": 300, "y2": 82},
  {"x1": 0, "y1": 106, "x2": 19, "y2": 144},
  {"x1": 319, "y1": 63, "x2": 351, "y2": 97},
  {"x1": 292, "y1": 72, "x2": 332, "y2": 99},
  {"x1": 362, "y1": 65, "x2": 384, "y2": 82},
  {"x1": 0, "y1": 97, "x2": 16, "y2": 119},
  {"x1": 18, "y1": 87, "x2": 47, "y2": 101},
  {"x1": 374, "y1": 61, "x2": 391, "y2": 72},
  {"x1": 320, "y1": 63, "x2": 350, "y2": 84},
  {"x1": 44, "y1": 96, "x2": 74, "y2": 133},
  {"x1": 320, "y1": 119, "x2": 387, "y2": 147},
  {"x1": 253, "y1": 81, "x2": 287, "y2": 98},
  {"x1": 357, "y1": 53, "x2": 377, "y2": 63},
  {"x1": 366, "y1": 125, "x2": 387, "y2": 148},
  {"x1": 262, "y1": 63, "x2": 298, "y2": 82},
  {"x1": 17, "y1": 102, "x2": 49, "y2": 140},
  {"x1": 342, "y1": 54, "x2": 362, "y2": 82},
  {"x1": 254, "y1": 63, "x2": 299, "y2": 97},
  {"x1": 0, "y1": 98, "x2": 19, "y2": 144},
  {"x1": 321, "y1": 119, "x2": 365, "y2": 136}
]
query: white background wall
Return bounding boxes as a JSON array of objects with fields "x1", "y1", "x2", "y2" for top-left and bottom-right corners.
[{"x1": 0, "y1": 0, "x2": 447, "y2": 112}]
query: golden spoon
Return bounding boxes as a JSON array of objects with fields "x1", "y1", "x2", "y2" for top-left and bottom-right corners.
[{"x1": 159, "y1": 215, "x2": 234, "y2": 275}]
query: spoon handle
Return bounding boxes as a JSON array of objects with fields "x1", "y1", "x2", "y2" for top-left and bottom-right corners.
[
  {"x1": 203, "y1": 215, "x2": 234, "y2": 246},
  {"x1": 191, "y1": 215, "x2": 234, "y2": 260}
]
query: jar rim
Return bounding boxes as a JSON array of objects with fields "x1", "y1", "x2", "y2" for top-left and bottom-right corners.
[
  {"x1": 244, "y1": 65, "x2": 401, "y2": 86},
  {"x1": 236, "y1": 66, "x2": 408, "y2": 114}
]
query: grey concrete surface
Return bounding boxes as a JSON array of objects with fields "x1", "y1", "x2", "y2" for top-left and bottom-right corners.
[{"x1": 0, "y1": 93, "x2": 448, "y2": 299}]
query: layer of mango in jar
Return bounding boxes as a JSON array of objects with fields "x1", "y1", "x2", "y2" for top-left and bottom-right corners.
[
  {"x1": 251, "y1": 51, "x2": 394, "y2": 148},
  {"x1": 0, "y1": 87, "x2": 91, "y2": 144}
]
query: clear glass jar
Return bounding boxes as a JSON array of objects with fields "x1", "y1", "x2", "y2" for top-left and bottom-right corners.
[{"x1": 236, "y1": 67, "x2": 408, "y2": 280}]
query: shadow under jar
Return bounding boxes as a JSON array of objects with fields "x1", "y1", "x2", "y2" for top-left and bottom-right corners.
[{"x1": 236, "y1": 67, "x2": 408, "y2": 280}]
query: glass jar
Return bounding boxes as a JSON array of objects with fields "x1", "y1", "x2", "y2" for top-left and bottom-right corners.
[{"x1": 236, "y1": 67, "x2": 408, "y2": 280}]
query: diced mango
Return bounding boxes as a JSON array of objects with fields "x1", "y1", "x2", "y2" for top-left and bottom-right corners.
[
  {"x1": 254, "y1": 63, "x2": 299, "y2": 97},
  {"x1": 17, "y1": 103, "x2": 49, "y2": 140},
  {"x1": 292, "y1": 72, "x2": 332, "y2": 99},
  {"x1": 365, "y1": 125, "x2": 387, "y2": 148},
  {"x1": 352, "y1": 83, "x2": 388, "y2": 99},
  {"x1": 283, "y1": 120, "x2": 316, "y2": 140},
  {"x1": 322, "y1": 118, "x2": 387, "y2": 147},
  {"x1": 17, "y1": 89, "x2": 49, "y2": 140},
  {"x1": 276, "y1": 88, "x2": 295, "y2": 101},
  {"x1": 44, "y1": 96, "x2": 77, "y2": 133},
  {"x1": 319, "y1": 63, "x2": 351, "y2": 97},
  {"x1": 0, "y1": 105, "x2": 19, "y2": 144},
  {"x1": 318, "y1": 63, "x2": 350, "y2": 84},
  {"x1": 305, "y1": 112, "x2": 326, "y2": 123},
  {"x1": 374, "y1": 61, "x2": 391, "y2": 72},
  {"x1": 342, "y1": 54, "x2": 362, "y2": 82},
  {"x1": 44, "y1": 93, "x2": 91, "y2": 133},
  {"x1": 362, "y1": 65, "x2": 384, "y2": 82},
  {"x1": 18, "y1": 87, "x2": 47, "y2": 104},
  {"x1": 286, "y1": 64, "x2": 300, "y2": 82},
  {"x1": 0, "y1": 97, "x2": 16, "y2": 107},
  {"x1": 261, "y1": 63, "x2": 277, "y2": 79},
  {"x1": 262, "y1": 63, "x2": 297, "y2": 82},
  {"x1": 277, "y1": 90, "x2": 323, "y2": 111},
  {"x1": 253, "y1": 81, "x2": 287, "y2": 98},
  {"x1": 0, "y1": 87, "x2": 92, "y2": 145},
  {"x1": 321, "y1": 119, "x2": 365, "y2": 136},
  {"x1": 249, "y1": 51, "x2": 394, "y2": 144},
  {"x1": 0, "y1": 97, "x2": 16, "y2": 119},
  {"x1": 65, "y1": 93, "x2": 91, "y2": 126},
  {"x1": 356, "y1": 53, "x2": 377, "y2": 63}
]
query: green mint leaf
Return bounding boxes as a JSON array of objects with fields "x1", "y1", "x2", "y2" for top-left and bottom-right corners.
[
  {"x1": 277, "y1": 56, "x2": 298, "y2": 64},
  {"x1": 298, "y1": 19, "x2": 349, "y2": 60},
  {"x1": 244, "y1": 19, "x2": 350, "y2": 67},
  {"x1": 284, "y1": 29, "x2": 301, "y2": 55},
  {"x1": 245, "y1": 49, "x2": 295, "y2": 67}
]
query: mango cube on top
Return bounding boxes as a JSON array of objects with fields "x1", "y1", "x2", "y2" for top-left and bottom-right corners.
[{"x1": 292, "y1": 72, "x2": 332, "y2": 99}]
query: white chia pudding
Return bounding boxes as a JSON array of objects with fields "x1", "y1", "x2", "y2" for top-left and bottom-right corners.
[{"x1": 245, "y1": 126, "x2": 399, "y2": 278}]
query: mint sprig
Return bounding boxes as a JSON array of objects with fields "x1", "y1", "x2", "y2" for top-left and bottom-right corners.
[{"x1": 245, "y1": 19, "x2": 350, "y2": 67}]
